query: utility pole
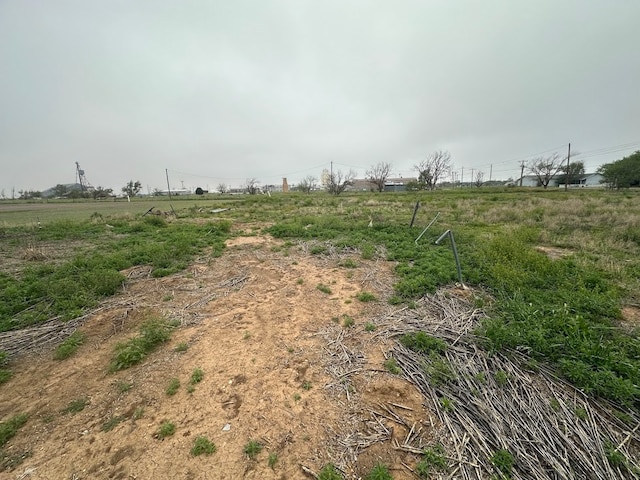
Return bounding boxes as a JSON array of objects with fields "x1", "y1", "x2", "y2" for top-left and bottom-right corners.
[
  {"x1": 330, "y1": 161, "x2": 333, "y2": 178},
  {"x1": 461, "y1": 167, "x2": 464, "y2": 186},
  {"x1": 519, "y1": 161, "x2": 526, "y2": 187},
  {"x1": 471, "y1": 168, "x2": 475, "y2": 185},
  {"x1": 565, "y1": 142, "x2": 571, "y2": 191},
  {"x1": 489, "y1": 164, "x2": 493, "y2": 182},
  {"x1": 165, "y1": 168, "x2": 172, "y2": 200}
]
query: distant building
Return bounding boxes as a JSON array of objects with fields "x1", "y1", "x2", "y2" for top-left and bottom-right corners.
[{"x1": 512, "y1": 173, "x2": 604, "y2": 188}]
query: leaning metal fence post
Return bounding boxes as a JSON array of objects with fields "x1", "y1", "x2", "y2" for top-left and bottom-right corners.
[
  {"x1": 435, "y1": 229, "x2": 463, "y2": 285},
  {"x1": 415, "y1": 212, "x2": 440, "y2": 245}
]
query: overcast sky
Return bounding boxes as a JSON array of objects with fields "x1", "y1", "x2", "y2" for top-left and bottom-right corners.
[{"x1": 1, "y1": 1, "x2": 639, "y2": 195}]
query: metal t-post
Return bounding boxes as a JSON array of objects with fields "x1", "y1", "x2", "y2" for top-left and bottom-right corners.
[{"x1": 435, "y1": 229, "x2": 463, "y2": 284}]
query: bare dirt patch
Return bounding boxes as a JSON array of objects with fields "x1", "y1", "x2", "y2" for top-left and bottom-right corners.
[{"x1": 1, "y1": 234, "x2": 437, "y2": 479}]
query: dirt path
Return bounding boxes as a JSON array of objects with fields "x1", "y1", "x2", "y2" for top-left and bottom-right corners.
[{"x1": 1, "y1": 233, "x2": 437, "y2": 479}]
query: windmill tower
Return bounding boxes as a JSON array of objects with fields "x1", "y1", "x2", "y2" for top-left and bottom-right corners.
[{"x1": 75, "y1": 162, "x2": 92, "y2": 191}]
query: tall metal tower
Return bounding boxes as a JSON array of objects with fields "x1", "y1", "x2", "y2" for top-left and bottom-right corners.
[{"x1": 75, "y1": 162, "x2": 91, "y2": 191}]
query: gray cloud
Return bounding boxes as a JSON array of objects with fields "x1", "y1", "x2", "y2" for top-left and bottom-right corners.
[{"x1": 1, "y1": 0, "x2": 639, "y2": 194}]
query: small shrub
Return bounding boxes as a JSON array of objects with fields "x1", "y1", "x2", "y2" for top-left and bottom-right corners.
[
  {"x1": 384, "y1": 358, "x2": 401, "y2": 375},
  {"x1": 491, "y1": 449, "x2": 514, "y2": 478},
  {"x1": 356, "y1": 291, "x2": 377, "y2": 302},
  {"x1": 318, "y1": 463, "x2": 344, "y2": 480},
  {"x1": 604, "y1": 440, "x2": 627, "y2": 469},
  {"x1": 174, "y1": 342, "x2": 188, "y2": 352},
  {"x1": 317, "y1": 284, "x2": 332, "y2": 294},
  {"x1": 0, "y1": 414, "x2": 28, "y2": 447},
  {"x1": 365, "y1": 463, "x2": 392, "y2": 480},
  {"x1": 365, "y1": 322, "x2": 376, "y2": 332},
  {"x1": 296, "y1": 278, "x2": 304, "y2": 285},
  {"x1": 302, "y1": 380, "x2": 312, "y2": 391},
  {"x1": 424, "y1": 355, "x2": 457, "y2": 386},
  {"x1": 268, "y1": 452, "x2": 278, "y2": 469},
  {"x1": 62, "y1": 398, "x2": 88, "y2": 414},
  {"x1": 190, "y1": 368, "x2": 204, "y2": 384},
  {"x1": 342, "y1": 315, "x2": 355, "y2": 328},
  {"x1": 191, "y1": 436, "x2": 216, "y2": 456},
  {"x1": 293, "y1": 393, "x2": 301, "y2": 401},
  {"x1": 166, "y1": 378, "x2": 180, "y2": 396},
  {"x1": 575, "y1": 406, "x2": 588, "y2": 421},
  {"x1": 54, "y1": 331, "x2": 85, "y2": 360},
  {"x1": 156, "y1": 421, "x2": 176, "y2": 439},
  {"x1": 244, "y1": 439, "x2": 263, "y2": 459},
  {"x1": 132, "y1": 407, "x2": 144, "y2": 420}
]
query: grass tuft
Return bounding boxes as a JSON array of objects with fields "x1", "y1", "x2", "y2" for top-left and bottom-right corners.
[
  {"x1": 0, "y1": 414, "x2": 28, "y2": 448},
  {"x1": 109, "y1": 316, "x2": 174, "y2": 372},
  {"x1": 243, "y1": 439, "x2": 263, "y2": 459},
  {"x1": 191, "y1": 436, "x2": 216, "y2": 456},
  {"x1": 53, "y1": 331, "x2": 84, "y2": 360}
]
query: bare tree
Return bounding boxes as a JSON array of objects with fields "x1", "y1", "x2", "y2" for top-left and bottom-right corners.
[
  {"x1": 414, "y1": 150, "x2": 452, "y2": 190},
  {"x1": 366, "y1": 161, "x2": 393, "y2": 192},
  {"x1": 244, "y1": 178, "x2": 260, "y2": 195},
  {"x1": 527, "y1": 153, "x2": 565, "y2": 189},
  {"x1": 327, "y1": 169, "x2": 356, "y2": 195},
  {"x1": 474, "y1": 171, "x2": 485, "y2": 188},
  {"x1": 217, "y1": 183, "x2": 228, "y2": 194},
  {"x1": 297, "y1": 175, "x2": 317, "y2": 194}
]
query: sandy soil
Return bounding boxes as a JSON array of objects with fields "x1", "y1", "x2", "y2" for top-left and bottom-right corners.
[{"x1": 0, "y1": 233, "x2": 438, "y2": 479}]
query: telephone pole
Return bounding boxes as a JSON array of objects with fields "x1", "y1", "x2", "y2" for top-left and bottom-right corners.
[
  {"x1": 519, "y1": 161, "x2": 526, "y2": 187},
  {"x1": 489, "y1": 164, "x2": 493, "y2": 182},
  {"x1": 565, "y1": 142, "x2": 571, "y2": 191}
]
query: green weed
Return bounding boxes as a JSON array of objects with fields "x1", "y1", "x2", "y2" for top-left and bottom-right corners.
[
  {"x1": 174, "y1": 342, "x2": 188, "y2": 352},
  {"x1": 365, "y1": 463, "x2": 392, "y2": 480},
  {"x1": 384, "y1": 358, "x2": 401, "y2": 375},
  {"x1": 54, "y1": 331, "x2": 85, "y2": 360},
  {"x1": 190, "y1": 368, "x2": 204, "y2": 384},
  {"x1": 191, "y1": 436, "x2": 216, "y2": 456},
  {"x1": 491, "y1": 449, "x2": 514, "y2": 479},
  {"x1": 342, "y1": 315, "x2": 355, "y2": 328},
  {"x1": 317, "y1": 284, "x2": 332, "y2": 294},
  {"x1": 156, "y1": 421, "x2": 176, "y2": 439},
  {"x1": 109, "y1": 316, "x2": 174, "y2": 372},
  {"x1": 62, "y1": 398, "x2": 88, "y2": 414},
  {"x1": 416, "y1": 444, "x2": 447, "y2": 477},
  {"x1": 400, "y1": 332, "x2": 447, "y2": 355},
  {"x1": 243, "y1": 439, "x2": 263, "y2": 459},
  {"x1": 0, "y1": 414, "x2": 28, "y2": 447},
  {"x1": 116, "y1": 381, "x2": 132, "y2": 393},
  {"x1": 268, "y1": 452, "x2": 278, "y2": 469},
  {"x1": 356, "y1": 291, "x2": 377, "y2": 302},
  {"x1": 101, "y1": 415, "x2": 125, "y2": 432},
  {"x1": 302, "y1": 380, "x2": 312, "y2": 391},
  {"x1": 494, "y1": 370, "x2": 509, "y2": 387},
  {"x1": 365, "y1": 322, "x2": 376, "y2": 332},
  {"x1": 318, "y1": 463, "x2": 344, "y2": 480},
  {"x1": 166, "y1": 378, "x2": 180, "y2": 396}
]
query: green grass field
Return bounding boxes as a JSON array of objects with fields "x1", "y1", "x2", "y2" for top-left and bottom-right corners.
[{"x1": 1, "y1": 188, "x2": 639, "y2": 406}]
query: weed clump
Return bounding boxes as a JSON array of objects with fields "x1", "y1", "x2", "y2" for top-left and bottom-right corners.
[
  {"x1": 109, "y1": 316, "x2": 174, "y2": 372},
  {"x1": 243, "y1": 439, "x2": 263, "y2": 459},
  {"x1": 416, "y1": 444, "x2": 448, "y2": 477},
  {"x1": 491, "y1": 449, "x2": 515, "y2": 478},
  {"x1": 54, "y1": 331, "x2": 84, "y2": 360},
  {"x1": 400, "y1": 332, "x2": 447, "y2": 354},
  {"x1": 318, "y1": 463, "x2": 344, "y2": 480},
  {"x1": 365, "y1": 463, "x2": 392, "y2": 480},
  {"x1": 156, "y1": 421, "x2": 176, "y2": 439},
  {"x1": 356, "y1": 291, "x2": 377, "y2": 302},
  {"x1": 165, "y1": 378, "x2": 180, "y2": 396},
  {"x1": 0, "y1": 414, "x2": 28, "y2": 447},
  {"x1": 191, "y1": 436, "x2": 216, "y2": 456},
  {"x1": 62, "y1": 398, "x2": 88, "y2": 414},
  {"x1": 383, "y1": 358, "x2": 401, "y2": 375}
]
